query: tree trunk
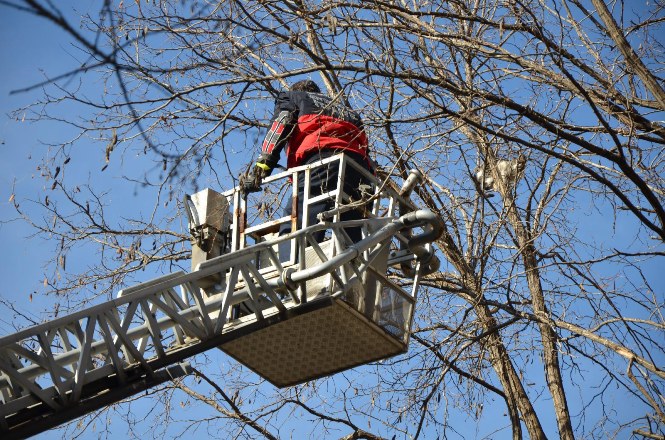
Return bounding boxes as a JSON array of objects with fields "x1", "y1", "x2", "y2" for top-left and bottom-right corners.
[
  {"x1": 498, "y1": 173, "x2": 575, "y2": 440},
  {"x1": 434, "y1": 227, "x2": 547, "y2": 439},
  {"x1": 589, "y1": 0, "x2": 665, "y2": 110}
]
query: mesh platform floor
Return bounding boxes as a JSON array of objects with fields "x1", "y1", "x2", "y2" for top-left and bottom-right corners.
[{"x1": 220, "y1": 297, "x2": 406, "y2": 387}]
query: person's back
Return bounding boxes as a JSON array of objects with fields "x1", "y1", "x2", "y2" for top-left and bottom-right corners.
[
  {"x1": 256, "y1": 81, "x2": 370, "y2": 172},
  {"x1": 273, "y1": 89, "x2": 368, "y2": 168},
  {"x1": 242, "y1": 80, "x2": 374, "y2": 257}
]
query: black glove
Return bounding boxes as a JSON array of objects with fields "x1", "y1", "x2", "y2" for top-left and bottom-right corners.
[
  {"x1": 240, "y1": 162, "x2": 272, "y2": 194},
  {"x1": 241, "y1": 166, "x2": 263, "y2": 194},
  {"x1": 241, "y1": 154, "x2": 276, "y2": 194}
]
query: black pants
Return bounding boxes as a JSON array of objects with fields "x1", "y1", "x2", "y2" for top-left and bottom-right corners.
[{"x1": 278, "y1": 151, "x2": 373, "y2": 260}]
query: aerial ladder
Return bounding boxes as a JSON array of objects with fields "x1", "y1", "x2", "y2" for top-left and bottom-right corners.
[{"x1": 0, "y1": 154, "x2": 442, "y2": 439}]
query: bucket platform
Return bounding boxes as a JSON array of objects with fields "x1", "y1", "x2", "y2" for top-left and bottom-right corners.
[{"x1": 187, "y1": 153, "x2": 441, "y2": 387}]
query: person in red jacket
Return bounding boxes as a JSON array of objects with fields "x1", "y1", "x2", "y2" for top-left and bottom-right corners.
[{"x1": 242, "y1": 79, "x2": 373, "y2": 248}]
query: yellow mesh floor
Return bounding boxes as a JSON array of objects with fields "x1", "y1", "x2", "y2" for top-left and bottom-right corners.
[{"x1": 220, "y1": 299, "x2": 406, "y2": 387}]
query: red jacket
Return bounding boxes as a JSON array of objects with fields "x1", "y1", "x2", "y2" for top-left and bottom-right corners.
[{"x1": 260, "y1": 91, "x2": 369, "y2": 169}]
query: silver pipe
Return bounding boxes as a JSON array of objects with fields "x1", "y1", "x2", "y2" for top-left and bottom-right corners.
[
  {"x1": 287, "y1": 209, "x2": 442, "y2": 285},
  {"x1": 399, "y1": 169, "x2": 423, "y2": 197}
]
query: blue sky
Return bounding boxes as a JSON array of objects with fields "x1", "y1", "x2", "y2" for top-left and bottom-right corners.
[
  {"x1": 0, "y1": 5, "x2": 69, "y2": 324},
  {"x1": 1, "y1": 2, "x2": 663, "y2": 439}
]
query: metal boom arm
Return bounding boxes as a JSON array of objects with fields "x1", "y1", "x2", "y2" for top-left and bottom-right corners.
[{"x1": 0, "y1": 206, "x2": 441, "y2": 438}]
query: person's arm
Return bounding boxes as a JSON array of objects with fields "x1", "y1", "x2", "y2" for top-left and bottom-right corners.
[
  {"x1": 257, "y1": 93, "x2": 296, "y2": 173},
  {"x1": 242, "y1": 93, "x2": 296, "y2": 193}
]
